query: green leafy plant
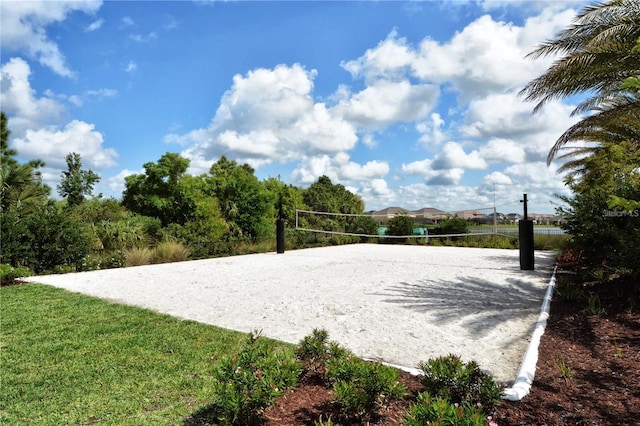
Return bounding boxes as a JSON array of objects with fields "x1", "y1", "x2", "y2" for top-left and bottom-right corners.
[
  {"x1": 295, "y1": 328, "x2": 350, "y2": 377},
  {"x1": 326, "y1": 356, "x2": 407, "y2": 420},
  {"x1": 0, "y1": 202, "x2": 92, "y2": 273},
  {"x1": 0, "y1": 264, "x2": 33, "y2": 285},
  {"x1": 418, "y1": 354, "x2": 502, "y2": 411},
  {"x1": 385, "y1": 214, "x2": 415, "y2": 243},
  {"x1": 208, "y1": 330, "x2": 301, "y2": 425},
  {"x1": 555, "y1": 358, "x2": 572, "y2": 380},
  {"x1": 613, "y1": 339, "x2": 623, "y2": 358},
  {"x1": 585, "y1": 293, "x2": 606, "y2": 315},
  {"x1": 314, "y1": 416, "x2": 341, "y2": 426},
  {"x1": 404, "y1": 391, "x2": 491, "y2": 426},
  {"x1": 554, "y1": 282, "x2": 585, "y2": 302}
]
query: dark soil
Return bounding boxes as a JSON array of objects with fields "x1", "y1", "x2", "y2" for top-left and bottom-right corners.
[{"x1": 263, "y1": 278, "x2": 640, "y2": 425}]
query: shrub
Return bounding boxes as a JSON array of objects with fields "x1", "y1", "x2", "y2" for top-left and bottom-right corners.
[
  {"x1": 0, "y1": 203, "x2": 92, "y2": 273},
  {"x1": 152, "y1": 241, "x2": 190, "y2": 263},
  {"x1": 436, "y1": 216, "x2": 469, "y2": 235},
  {"x1": 208, "y1": 331, "x2": 301, "y2": 425},
  {"x1": 93, "y1": 216, "x2": 161, "y2": 252},
  {"x1": 418, "y1": 354, "x2": 502, "y2": 411},
  {"x1": 124, "y1": 247, "x2": 153, "y2": 266},
  {"x1": 326, "y1": 356, "x2": 407, "y2": 420},
  {"x1": 404, "y1": 391, "x2": 490, "y2": 426},
  {"x1": 295, "y1": 328, "x2": 350, "y2": 377},
  {"x1": 0, "y1": 264, "x2": 33, "y2": 285},
  {"x1": 80, "y1": 250, "x2": 125, "y2": 271},
  {"x1": 386, "y1": 214, "x2": 415, "y2": 242}
]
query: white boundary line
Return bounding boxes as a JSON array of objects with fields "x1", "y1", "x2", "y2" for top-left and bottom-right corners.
[{"x1": 502, "y1": 265, "x2": 557, "y2": 401}]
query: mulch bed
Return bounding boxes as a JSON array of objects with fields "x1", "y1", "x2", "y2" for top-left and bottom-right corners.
[{"x1": 262, "y1": 278, "x2": 640, "y2": 425}]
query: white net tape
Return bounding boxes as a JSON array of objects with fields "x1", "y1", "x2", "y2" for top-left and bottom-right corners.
[{"x1": 294, "y1": 208, "x2": 513, "y2": 240}]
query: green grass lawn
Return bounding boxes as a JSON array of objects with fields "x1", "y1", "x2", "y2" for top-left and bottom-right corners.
[{"x1": 0, "y1": 284, "x2": 290, "y2": 425}]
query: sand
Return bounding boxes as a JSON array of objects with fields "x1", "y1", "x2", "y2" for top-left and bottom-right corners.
[{"x1": 24, "y1": 244, "x2": 555, "y2": 384}]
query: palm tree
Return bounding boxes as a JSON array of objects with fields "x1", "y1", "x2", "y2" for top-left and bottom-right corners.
[
  {"x1": 521, "y1": 0, "x2": 640, "y2": 115},
  {"x1": 521, "y1": 0, "x2": 640, "y2": 165},
  {"x1": 549, "y1": 94, "x2": 640, "y2": 165},
  {"x1": 0, "y1": 112, "x2": 50, "y2": 213},
  {"x1": 0, "y1": 161, "x2": 50, "y2": 213}
]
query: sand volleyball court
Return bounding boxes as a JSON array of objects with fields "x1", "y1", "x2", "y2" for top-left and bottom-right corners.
[{"x1": 25, "y1": 244, "x2": 555, "y2": 384}]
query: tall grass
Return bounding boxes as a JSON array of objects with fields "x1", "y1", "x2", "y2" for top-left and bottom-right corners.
[
  {"x1": 152, "y1": 241, "x2": 191, "y2": 263},
  {"x1": 534, "y1": 233, "x2": 570, "y2": 251},
  {"x1": 124, "y1": 247, "x2": 153, "y2": 266}
]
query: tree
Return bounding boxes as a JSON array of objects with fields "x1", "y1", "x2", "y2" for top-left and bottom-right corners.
[
  {"x1": 520, "y1": 0, "x2": 640, "y2": 164},
  {"x1": 522, "y1": 1, "x2": 640, "y2": 281},
  {"x1": 57, "y1": 152, "x2": 100, "y2": 207},
  {"x1": 262, "y1": 176, "x2": 307, "y2": 225},
  {"x1": 122, "y1": 152, "x2": 194, "y2": 226},
  {"x1": 207, "y1": 156, "x2": 273, "y2": 242},
  {"x1": 303, "y1": 175, "x2": 365, "y2": 232},
  {"x1": 521, "y1": 0, "x2": 640, "y2": 115},
  {"x1": 386, "y1": 214, "x2": 415, "y2": 243},
  {"x1": 0, "y1": 112, "x2": 50, "y2": 213},
  {"x1": 1, "y1": 112, "x2": 17, "y2": 169}
]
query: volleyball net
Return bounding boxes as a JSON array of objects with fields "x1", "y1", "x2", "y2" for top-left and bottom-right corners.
[{"x1": 293, "y1": 207, "x2": 515, "y2": 241}]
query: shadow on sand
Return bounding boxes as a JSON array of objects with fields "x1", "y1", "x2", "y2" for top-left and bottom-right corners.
[{"x1": 377, "y1": 272, "x2": 552, "y2": 339}]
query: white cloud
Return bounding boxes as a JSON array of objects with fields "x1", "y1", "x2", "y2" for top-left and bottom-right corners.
[
  {"x1": 462, "y1": 92, "x2": 580, "y2": 162},
  {"x1": 129, "y1": 32, "x2": 158, "y2": 43},
  {"x1": 169, "y1": 64, "x2": 360, "y2": 169},
  {"x1": 0, "y1": 58, "x2": 65, "y2": 137},
  {"x1": 125, "y1": 60, "x2": 137, "y2": 73},
  {"x1": 291, "y1": 153, "x2": 389, "y2": 186},
  {"x1": 341, "y1": 29, "x2": 415, "y2": 83},
  {"x1": 342, "y1": 9, "x2": 575, "y2": 101},
  {"x1": 401, "y1": 157, "x2": 466, "y2": 186},
  {"x1": 86, "y1": 88, "x2": 118, "y2": 99},
  {"x1": 432, "y1": 142, "x2": 488, "y2": 170},
  {"x1": 334, "y1": 80, "x2": 439, "y2": 129},
  {"x1": 482, "y1": 171, "x2": 513, "y2": 186},
  {"x1": 358, "y1": 178, "x2": 397, "y2": 209},
  {"x1": 417, "y1": 113, "x2": 446, "y2": 147},
  {"x1": 14, "y1": 120, "x2": 117, "y2": 170},
  {"x1": 478, "y1": 138, "x2": 526, "y2": 164},
  {"x1": 85, "y1": 18, "x2": 104, "y2": 32},
  {"x1": 122, "y1": 16, "x2": 134, "y2": 26},
  {"x1": 0, "y1": 0, "x2": 102, "y2": 77},
  {"x1": 2, "y1": 57, "x2": 118, "y2": 195}
]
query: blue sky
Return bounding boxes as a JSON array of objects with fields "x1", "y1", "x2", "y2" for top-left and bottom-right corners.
[{"x1": 1, "y1": 0, "x2": 591, "y2": 214}]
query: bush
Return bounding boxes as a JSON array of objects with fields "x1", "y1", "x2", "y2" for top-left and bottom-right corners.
[
  {"x1": 79, "y1": 250, "x2": 125, "y2": 271},
  {"x1": 124, "y1": 247, "x2": 153, "y2": 266},
  {"x1": 295, "y1": 328, "x2": 350, "y2": 377},
  {"x1": 0, "y1": 203, "x2": 92, "y2": 273},
  {"x1": 93, "y1": 216, "x2": 161, "y2": 252},
  {"x1": 209, "y1": 331, "x2": 301, "y2": 425},
  {"x1": 152, "y1": 241, "x2": 190, "y2": 263},
  {"x1": 326, "y1": 356, "x2": 407, "y2": 420},
  {"x1": 404, "y1": 391, "x2": 491, "y2": 426},
  {"x1": 418, "y1": 354, "x2": 502, "y2": 411},
  {"x1": 433, "y1": 216, "x2": 469, "y2": 236},
  {"x1": 386, "y1": 214, "x2": 415, "y2": 243},
  {"x1": 0, "y1": 264, "x2": 33, "y2": 285}
]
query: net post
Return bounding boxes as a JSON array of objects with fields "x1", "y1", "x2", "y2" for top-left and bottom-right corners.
[
  {"x1": 276, "y1": 202, "x2": 285, "y2": 254},
  {"x1": 519, "y1": 194, "x2": 534, "y2": 270},
  {"x1": 493, "y1": 206, "x2": 497, "y2": 235}
]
